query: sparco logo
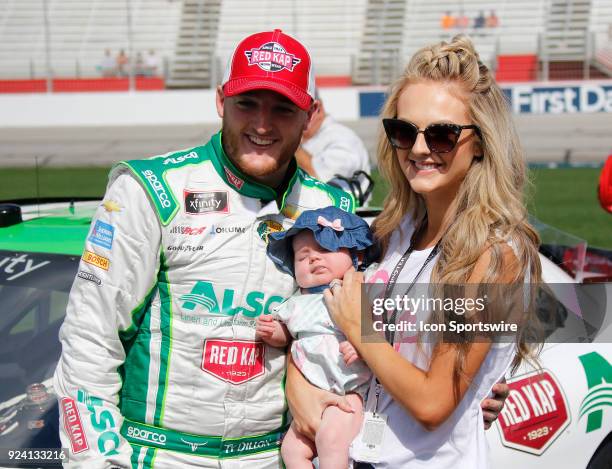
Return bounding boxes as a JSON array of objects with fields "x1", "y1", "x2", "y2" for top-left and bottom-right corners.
[
  {"x1": 126, "y1": 426, "x2": 167, "y2": 446},
  {"x1": 142, "y1": 170, "x2": 171, "y2": 208},
  {"x1": 184, "y1": 191, "x2": 229, "y2": 215},
  {"x1": 245, "y1": 42, "x2": 301, "y2": 72},
  {"x1": 163, "y1": 151, "x2": 198, "y2": 165}
]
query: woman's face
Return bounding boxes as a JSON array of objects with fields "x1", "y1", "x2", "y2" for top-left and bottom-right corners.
[{"x1": 394, "y1": 80, "x2": 480, "y2": 201}]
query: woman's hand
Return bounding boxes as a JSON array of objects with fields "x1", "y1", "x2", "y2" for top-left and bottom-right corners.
[
  {"x1": 324, "y1": 267, "x2": 364, "y2": 341},
  {"x1": 285, "y1": 355, "x2": 354, "y2": 440}
]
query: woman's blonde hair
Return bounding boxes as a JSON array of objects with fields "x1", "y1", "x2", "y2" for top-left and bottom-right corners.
[{"x1": 373, "y1": 35, "x2": 542, "y2": 396}]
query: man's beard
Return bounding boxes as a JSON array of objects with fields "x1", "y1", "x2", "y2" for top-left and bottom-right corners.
[{"x1": 221, "y1": 120, "x2": 299, "y2": 180}]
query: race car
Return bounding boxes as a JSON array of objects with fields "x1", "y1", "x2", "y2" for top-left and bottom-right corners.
[{"x1": 0, "y1": 199, "x2": 610, "y2": 468}]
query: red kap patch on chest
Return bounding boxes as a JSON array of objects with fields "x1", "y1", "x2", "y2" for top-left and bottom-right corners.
[
  {"x1": 496, "y1": 369, "x2": 570, "y2": 455},
  {"x1": 201, "y1": 339, "x2": 265, "y2": 384}
]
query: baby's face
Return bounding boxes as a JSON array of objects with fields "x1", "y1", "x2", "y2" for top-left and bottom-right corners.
[{"x1": 292, "y1": 230, "x2": 353, "y2": 288}]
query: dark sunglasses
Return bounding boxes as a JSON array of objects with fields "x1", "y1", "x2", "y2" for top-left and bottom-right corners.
[{"x1": 382, "y1": 118, "x2": 482, "y2": 154}]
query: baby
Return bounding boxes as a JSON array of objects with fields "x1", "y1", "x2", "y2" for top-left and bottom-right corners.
[{"x1": 256, "y1": 206, "x2": 374, "y2": 469}]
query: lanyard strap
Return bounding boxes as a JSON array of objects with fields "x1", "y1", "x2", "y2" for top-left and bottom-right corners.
[{"x1": 382, "y1": 241, "x2": 440, "y2": 344}]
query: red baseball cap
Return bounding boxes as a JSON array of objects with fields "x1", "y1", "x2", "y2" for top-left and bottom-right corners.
[{"x1": 222, "y1": 29, "x2": 315, "y2": 110}]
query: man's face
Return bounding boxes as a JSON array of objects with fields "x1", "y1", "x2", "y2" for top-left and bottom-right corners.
[{"x1": 216, "y1": 88, "x2": 317, "y2": 187}]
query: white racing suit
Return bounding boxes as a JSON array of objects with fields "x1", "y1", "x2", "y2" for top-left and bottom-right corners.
[{"x1": 53, "y1": 132, "x2": 355, "y2": 469}]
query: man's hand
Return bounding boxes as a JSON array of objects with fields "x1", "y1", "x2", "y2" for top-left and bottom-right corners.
[
  {"x1": 339, "y1": 340, "x2": 360, "y2": 366},
  {"x1": 481, "y1": 380, "x2": 510, "y2": 429}
]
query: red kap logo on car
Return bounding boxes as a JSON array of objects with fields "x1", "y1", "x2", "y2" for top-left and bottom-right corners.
[
  {"x1": 496, "y1": 369, "x2": 570, "y2": 455},
  {"x1": 244, "y1": 42, "x2": 301, "y2": 72},
  {"x1": 579, "y1": 351, "x2": 612, "y2": 433},
  {"x1": 60, "y1": 397, "x2": 89, "y2": 454},
  {"x1": 201, "y1": 339, "x2": 265, "y2": 384}
]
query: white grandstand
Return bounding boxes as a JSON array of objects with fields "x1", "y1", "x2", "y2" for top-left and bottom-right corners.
[{"x1": 0, "y1": 0, "x2": 610, "y2": 85}]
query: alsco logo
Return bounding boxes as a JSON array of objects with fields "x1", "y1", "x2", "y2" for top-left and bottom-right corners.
[
  {"x1": 77, "y1": 390, "x2": 120, "y2": 457},
  {"x1": 180, "y1": 281, "x2": 284, "y2": 317},
  {"x1": 245, "y1": 42, "x2": 301, "y2": 72},
  {"x1": 579, "y1": 351, "x2": 612, "y2": 433},
  {"x1": 163, "y1": 151, "x2": 198, "y2": 165}
]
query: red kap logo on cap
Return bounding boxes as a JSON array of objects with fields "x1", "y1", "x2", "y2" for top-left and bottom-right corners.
[{"x1": 245, "y1": 42, "x2": 301, "y2": 73}]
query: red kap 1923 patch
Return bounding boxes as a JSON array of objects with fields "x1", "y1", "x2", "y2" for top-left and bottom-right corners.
[
  {"x1": 201, "y1": 339, "x2": 265, "y2": 385},
  {"x1": 496, "y1": 369, "x2": 570, "y2": 455}
]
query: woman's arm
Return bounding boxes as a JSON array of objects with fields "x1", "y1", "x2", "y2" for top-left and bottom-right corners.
[
  {"x1": 326, "y1": 245, "x2": 519, "y2": 431},
  {"x1": 285, "y1": 355, "x2": 354, "y2": 439}
]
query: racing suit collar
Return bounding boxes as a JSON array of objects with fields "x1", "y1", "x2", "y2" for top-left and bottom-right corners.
[{"x1": 210, "y1": 131, "x2": 299, "y2": 208}]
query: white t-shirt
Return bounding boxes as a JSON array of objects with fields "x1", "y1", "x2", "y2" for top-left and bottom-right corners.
[
  {"x1": 301, "y1": 116, "x2": 371, "y2": 182},
  {"x1": 356, "y1": 214, "x2": 517, "y2": 468}
]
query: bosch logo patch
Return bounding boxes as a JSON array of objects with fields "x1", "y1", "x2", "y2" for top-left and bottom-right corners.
[
  {"x1": 184, "y1": 191, "x2": 229, "y2": 215},
  {"x1": 245, "y1": 42, "x2": 301, "y2": 72}
]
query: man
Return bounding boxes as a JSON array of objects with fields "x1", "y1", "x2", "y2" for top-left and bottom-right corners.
[
  {"x1": 295, "y1": 94, "x2": 372, "y2": 206},
  {"x1": 53, "y1": 29, "x2": 507, "y2": 469},
  {"x1": 295, "y1": 95, "x2": 370, "y2": 183}
]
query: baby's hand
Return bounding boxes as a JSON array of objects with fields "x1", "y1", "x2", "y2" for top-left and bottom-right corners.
[
  {"x1": 339, "y1": 341, "x2": 360, "y2": 366},
  {"x1": 256, "y1": 314, "x2": 277, "y2": 340},
  {"x1": 256, "y1": 315, "x2": 290, "y2": 347}
]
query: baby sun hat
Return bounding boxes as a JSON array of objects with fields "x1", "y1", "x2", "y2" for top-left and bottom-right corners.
[{"x1": 267, "y1": 206, "x2": 375, "y2": 281}]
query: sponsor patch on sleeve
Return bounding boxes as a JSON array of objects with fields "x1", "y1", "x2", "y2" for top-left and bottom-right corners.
[
  {"x1": 88, "y1": 220, "x2": 115, "y2": 250},
  {"x1": 60, "y1": 397, "x2": 89, "y2": 454},
  {"x1": 82, "y1": 250, "x2": 110, "y2": 271}
]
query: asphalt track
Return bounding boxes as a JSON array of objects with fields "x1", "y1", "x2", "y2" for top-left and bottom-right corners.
[{"x1": 0, "y1": 112, "x2": 611, "y2": 167}]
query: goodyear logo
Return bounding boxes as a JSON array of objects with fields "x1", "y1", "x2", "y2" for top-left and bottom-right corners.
[{"x1": 82, "y1": 251, "x2": 110, "y2": 271}]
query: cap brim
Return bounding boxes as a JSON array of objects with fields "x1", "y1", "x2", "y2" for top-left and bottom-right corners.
[{"x1": 223, "y1": 77, "x2": 312, "y2": 111}]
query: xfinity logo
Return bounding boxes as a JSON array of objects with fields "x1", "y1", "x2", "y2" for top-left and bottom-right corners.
[
  {"x1": 184, "y1": 190, "x2": 229, "y2": 215},
  {"x1": 0, "y1": 254, "x2": 50, "y2": 281}
]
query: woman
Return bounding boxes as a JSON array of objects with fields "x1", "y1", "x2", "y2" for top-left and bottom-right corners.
[{"x1": 287, "y1": 35, "x2": 541, "y2": 468}]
